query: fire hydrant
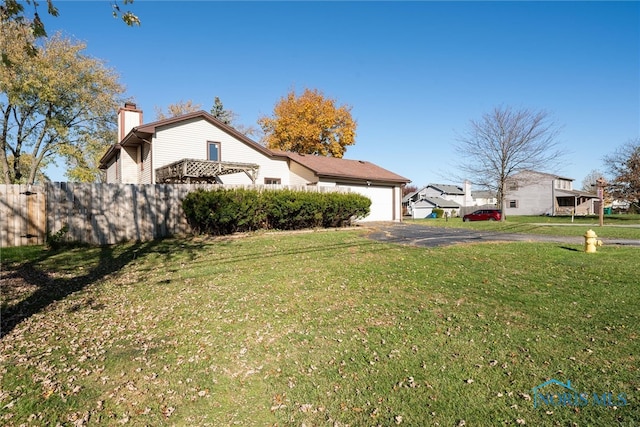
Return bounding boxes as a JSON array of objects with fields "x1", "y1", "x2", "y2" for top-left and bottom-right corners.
[{"x1": 584, "y1": 229, "x2": 603, "y2": 253}]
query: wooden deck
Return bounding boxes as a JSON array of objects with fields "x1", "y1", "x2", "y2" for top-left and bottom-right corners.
[{"x1": 155, "y1": 159, "x2": 259, "y2": 184}]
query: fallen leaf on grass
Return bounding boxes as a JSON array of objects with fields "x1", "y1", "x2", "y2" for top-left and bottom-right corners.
[
  {"x1": 161, "y1": 406, "x2": 175, "y2": 418},
  {"x1": 299, "y1": 403, "x2": 313, "y2": 413}
]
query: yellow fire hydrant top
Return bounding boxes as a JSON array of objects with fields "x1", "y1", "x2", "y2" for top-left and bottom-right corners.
[
  {"x1": 584, "y1": 229, "x2": 603, "y2": 253},
  {"x1": 584, "y1": 229, "x2": 598, "y2": 239}
]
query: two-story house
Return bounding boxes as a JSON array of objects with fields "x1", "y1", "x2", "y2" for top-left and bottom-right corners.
[
  {"x1": 403, "y1": 181, "x2": 497, "y2": 218},
  {"x1": 504, "y1": 170, "x2": 598, "y2": 216},
  {"x1": 99, "y1": 103, "x2": 410, "y2": 222}
]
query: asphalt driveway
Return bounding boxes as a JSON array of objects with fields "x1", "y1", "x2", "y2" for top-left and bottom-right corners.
[{"x1": 364, "y1": 222, "x2": 640, "y2": 248}]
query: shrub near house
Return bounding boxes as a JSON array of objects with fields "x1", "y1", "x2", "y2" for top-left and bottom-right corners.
[{"x1": 182, "y1": 188, "x2": 371, "y2": 235}]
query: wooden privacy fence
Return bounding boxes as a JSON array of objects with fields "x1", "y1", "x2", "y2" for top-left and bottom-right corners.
[
  {"x1": 1, "y1": 183, "x2": 347, "y2": 247},
  {"x1": 0, "y1": 184, "x2": 47, "y2": 247}
]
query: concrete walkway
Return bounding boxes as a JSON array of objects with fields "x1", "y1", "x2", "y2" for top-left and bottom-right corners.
[{"x1": 364, "y1": 222, "x2": 640, "y2": 248}]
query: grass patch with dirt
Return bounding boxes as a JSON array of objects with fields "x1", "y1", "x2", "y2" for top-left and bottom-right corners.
[{"x1": 1, "y1": 230, "x2": 638, "y2": 426}]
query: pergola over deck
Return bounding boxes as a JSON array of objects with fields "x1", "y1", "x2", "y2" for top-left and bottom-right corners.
[{"x1": 155, "y1": 159, "x2": 260, "y2": 184}]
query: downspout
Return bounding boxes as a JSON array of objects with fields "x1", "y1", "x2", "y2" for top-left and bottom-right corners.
[{"x1": 136, "y1": 133, "x2": 153, "y2": 184}]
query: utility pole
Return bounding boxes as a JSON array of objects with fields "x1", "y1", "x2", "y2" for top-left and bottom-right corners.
[{"x1": 596, "y1": 177, "x2": 606, "y2": 227}]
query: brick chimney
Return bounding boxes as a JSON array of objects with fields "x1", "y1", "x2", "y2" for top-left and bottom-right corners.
[{"x1": 118, "y1": 102, "x2": 143, "y2": 143}]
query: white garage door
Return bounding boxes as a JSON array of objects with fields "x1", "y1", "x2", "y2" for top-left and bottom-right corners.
[
  {"x1": 342, "y1": 185, "x2": 394, "y2": 222},
  {"x1": 412, "y1": 206, "x2": 433, "y2": 219}
]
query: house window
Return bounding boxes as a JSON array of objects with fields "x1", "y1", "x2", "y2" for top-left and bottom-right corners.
[
  {"x1": 264, "y1": 178, "x2": 281, "y2": 185},
  {"x1": 207, "y1": 141, "x2": 220, "y2": 161},
  {"x1": 509, "y1": 200, "x2": 518, "y2": 208},
  {"x1": 555, "y1": 179, "x2": 571, "y2": 190},
  {"x1": 508, "y1": 181, "x2": 518, "y2": 191},
  {"x1": 558, "y1": 197, "x2": 574, "y2": 207}
]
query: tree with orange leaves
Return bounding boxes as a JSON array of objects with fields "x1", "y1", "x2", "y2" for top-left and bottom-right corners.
[{"x1": 258, "y1": 88, "x2": 356, "y2": 158}]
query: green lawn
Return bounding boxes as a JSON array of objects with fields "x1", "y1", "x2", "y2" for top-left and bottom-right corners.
[
  {"x1": 407, "y1": 214, "x2": 640, "y2": 240},
  {"x1": 1, "y1": 229, "x2": 638, "y2": 426}
]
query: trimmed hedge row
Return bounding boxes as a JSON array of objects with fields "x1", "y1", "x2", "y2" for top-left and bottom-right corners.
[{"x1": 182, "y1": 188, "x2": 371, "y2": 235}]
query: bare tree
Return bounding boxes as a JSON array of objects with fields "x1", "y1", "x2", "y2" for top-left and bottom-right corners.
[
  {"x1": 455, "y1": 106, "x2": 564, "y2": 220},
  {"x1": 154, "y1": 100, "x2": 201, "y2": 120},
  {"x1": 403, "y1": 184, "x2": 418, "y2": 197},
  {"x1": 580, "y1": 169, "x2": 604, "y2": 192},
  {"x1": 603, "y1": 138, "x2": 640, "y2": 211}
]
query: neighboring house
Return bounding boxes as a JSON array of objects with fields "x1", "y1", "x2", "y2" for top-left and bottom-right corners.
[
  {"x1": 420, "y1": 183, "x2": 471, "y2": 207},
  {"x1": 99, "y1": 103, "x2": 410, "y2": 222},
  {"x1": 411, "y1": 197, "x2": 461, "y2": 219},
  {"x1": 504, "y1": 170, "x2": 598, "y2": 216},
  {"x1": 403, "y1": 181, "x2": 496, "y2": 217},
  {"x1": 609, "y1": 199, "x2": 630, "y2": 212},
  {"x1": 470, "y1": 190, "x2": 497, "y2": 207}
]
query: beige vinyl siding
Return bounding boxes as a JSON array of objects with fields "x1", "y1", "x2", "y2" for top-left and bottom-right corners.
[
  {"x1": 289, "y1": 161, "x2": 318, "y2": 185},
  {"x1": 120, "y1": 146, "x2": 139, "y2": 184},
  {"x1": 140, "y1": 143, "x2": 152, "y2": 184},
  {"x1": 288, "y1": 161, "x2": 318, "y2": 185},
  {"x1": 106, "y1": 156, "x2": 118, "y2": 183},
  {"x1": 151, "y1": 118, "x2": 290, "y2": 184}
]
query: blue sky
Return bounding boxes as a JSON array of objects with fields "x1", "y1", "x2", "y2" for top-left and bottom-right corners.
[{"x1": 40, "y1": 1, "x2": 639, "y2": 188}]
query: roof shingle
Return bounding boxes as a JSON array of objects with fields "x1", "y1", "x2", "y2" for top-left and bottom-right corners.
[{"x1": 274, "y1": 151, "x2": 410, "y2": 184}]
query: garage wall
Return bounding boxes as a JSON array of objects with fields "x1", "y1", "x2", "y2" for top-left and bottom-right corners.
[
  {"x1": 330, "y1": 182, "x2": 399, "y2": 222},
  {"x1": 412, "y1": 205, "x2": 433, "y2": 219}
]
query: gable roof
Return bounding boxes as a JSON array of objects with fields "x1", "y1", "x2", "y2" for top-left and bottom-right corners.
[
  {"x1": 99, "y1": 109, "x2": 410, "y2": 184},
  {"x1": 415, "y1": 197, "x2": 461, "y2": 208},
  {"x1": 427, "y1": 183, "x2": 465, "y2": 195},
  {"x1": 136, "y1": 111, "x2": 272, "y2": 155},
  {"x1": 274, "y1": 151, "x2": 410, "y2": 184},
  {"x1": 99, "y1": 110, "x2": 273, "y2": 168},
  {"x1": 402, "y1": 190, "x2": 419, "y2": 203},
  {"x1": 512, "y1": 170, "x2": 574, "y2": 181}
]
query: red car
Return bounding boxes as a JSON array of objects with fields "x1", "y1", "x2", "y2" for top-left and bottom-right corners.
[{"x1": 463, "y1": 209, "x2": 502, "y2": 222}]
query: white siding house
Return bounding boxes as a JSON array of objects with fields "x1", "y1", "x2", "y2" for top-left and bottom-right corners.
[
  {"x1": 410, "y1": 198, "x2": 461, "y2": 219},
  {"x1": 100, "y1": 103, "x2": 410, "y2": 222},
  {"x1": 403, "y1": 181, "x2": 496, "y2": 217}
]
